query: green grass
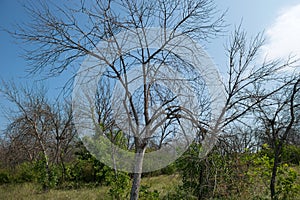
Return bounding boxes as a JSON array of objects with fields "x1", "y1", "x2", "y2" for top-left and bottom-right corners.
[
  {"x1": 0, "y1": 175, "x2": 180, "y2": 200},
  {"x1": 0, "y1": 183, "x2": 109, "y2": 200},
  {"x1": 1, "y1": 167, "x2": 299, "y2": 200},
  {"x1": 141, "y1": 174, "x2": 181, "y2": 196}
]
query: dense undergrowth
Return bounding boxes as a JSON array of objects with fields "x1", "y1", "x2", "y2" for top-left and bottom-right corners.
[{"x1": 1, "y1": 143, "x2": 300, "y2": 200}]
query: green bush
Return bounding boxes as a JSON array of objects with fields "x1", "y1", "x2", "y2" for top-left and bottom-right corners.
[
  {"x1": 14, "y1": 162, "x2": 36, "y2": 183},
  {"x1": 276, "y1": 164, "x2": 300, "y2": 199},
  {"x1": 175, "y1": 143, "x2": 233, "y2": 199},
  {"x1": 0, "y1": 171, "x2": 10, "y2": 184},
  {"x1": 106, "y1": 170, "x2": 131, "y2": 199},
  {"x1": 248, "y1": 151, "x2": 300, "y2": 200},
  {"x1": 260, "y1": 144, "x2": 300, "y2": 165},
  {"x1": 139, "y1": 184, "x2": 160, "y2": 200},
  {"x1": 282, "y1": 145, "x2": 300, "y2": 165},
  {"x1": 71, "y1": 145, "x2": 108, "y2": 185},
  {"x1": 33, "y1": 158, "x2": 60, "y2": 189},
  {"x1": 161, "y1": 163, "x2": 176, "y2": 175}
]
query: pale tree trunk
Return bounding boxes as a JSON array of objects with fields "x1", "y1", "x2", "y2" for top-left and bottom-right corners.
[
  {"x1": 43, "y1": 151, "x2": 50, "y2": 191},
  {"x1": 38, "y1": 135, "x2": 50, "y2": 191},
  {"x1": 130, "y1": 146, "x2": 146, "y2": 200}
]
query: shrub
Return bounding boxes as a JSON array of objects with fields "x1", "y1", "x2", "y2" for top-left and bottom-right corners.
[
  {"x1": 0, "y1": 170, "x2": 10, "y2": 184},
  {"x1": 106, "y1": 170, "x2": 131, "y2": 199},
  {"x1": 139, "y1": 184, "x2": 160, "y2": 200},
  {"x1": 282, "y1": 145, "x2": 300, "y2": 165},
  {"x1": 14, "y1": 162, "x2": 36, "y2": 183},
  {"x1": 33, "y1": 158, "x2": 60, "y2": 189},
  {"x1": 161, "y1": 164, "x2": 176, "y2": 175}
]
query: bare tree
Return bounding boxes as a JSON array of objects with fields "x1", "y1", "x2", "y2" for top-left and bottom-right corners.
[
  {"x1": 5, "y1": 0, "x2": 300, "y2": 198},
  {"x1": 218, "y1": 27, "x2": 300, "y2": 200},
  {"x1": 9, "y1": 1, "x2": 225, "y2": 199},
  {"x1": 253, "y1": 76, "x2": 300, "y2": 200},
  {"x1": 49, "y1": 102, "x2": 77, "y2": 181},
  {"x1": 211, "y1": 25, "x2": 299, "y2": 157},
  {"x1": 3, "y1": 84, "x2": 53, "y2": 190},
  {"x1": 179, "y1": 26, "x2": 300, "y2": 199},
  {"x1": 0, "y1": 81, "x2": 77, "y2": 189},
  {"x1": 221, "y1": 26, "x2": 297, "y2": 125}
]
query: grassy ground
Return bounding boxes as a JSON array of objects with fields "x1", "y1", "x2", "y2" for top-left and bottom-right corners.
[
  {"x1": 141, "y1": 174, "x2": 180, "y2": 196},
  {"x1": 1, "y1": 167, "x2": 300, "y2": 200},
  {"x1": 0, "y1": 183, "x2": 109, "y2": 200},
  {"x1": 0, "y1": 175, "x2": 180, "y2": 200}
]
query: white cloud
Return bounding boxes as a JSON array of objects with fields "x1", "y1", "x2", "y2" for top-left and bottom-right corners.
[{"x1": 262, "y1": 4, "x2": 300, "y2": 65}]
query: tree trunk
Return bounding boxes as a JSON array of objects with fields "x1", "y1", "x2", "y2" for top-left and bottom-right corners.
[
  {"x1": 42, "y1": 150, "x2": 50, "y2": 191},
  {"x1": 39, "y1": 139, "x2": 50, "y2": 191},
  {"x1": 130, "y1": 147, "x2": 146, "y2": 200},
  {"x1": 270, "y1": 161, "x2": 277, "y2": 200},
  {"x1": 197, "y1": 163, "x2": 204, "y2": 200},
  {"x1": 270, "y1": 148, "x2": 280, "y2": 200},
  {"x1": 61, "y1": 159, "x2": 66, "y2": 182}
]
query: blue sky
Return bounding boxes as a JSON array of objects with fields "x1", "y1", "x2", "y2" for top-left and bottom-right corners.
[{"x1": 1, "y1": 0, "x2": 300, "y2": 129}]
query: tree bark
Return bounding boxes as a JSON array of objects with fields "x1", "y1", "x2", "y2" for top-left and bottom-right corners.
[
  {"x1": 42, "y1": 148, "x2": 50, "y2": 191},
  {"x1": 270, "y1": 146, "x2": 281, "y2": 200},
  {"x1": 270, "y1": 158, "x2": 278, "y2": 200},
  {"x1": 130, "y1": 146, "x2": 146, "y2": 200}
]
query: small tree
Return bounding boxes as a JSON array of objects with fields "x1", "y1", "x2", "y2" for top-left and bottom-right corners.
[
  {"x1": 0, "y1": 82, "x2": 76, "y2": 189},
  {"x1": 254, "y1": 77, "x2": 300, "y2": 200}
]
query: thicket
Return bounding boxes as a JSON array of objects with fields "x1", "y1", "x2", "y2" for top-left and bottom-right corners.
[
  {"x1": 0, "y1": 141, "x2": 164, "y2": 199},
  {"x1": 1, "y1": 141, "x2": 299, "y2": 200},
  {"x1": 170, "y1": 143, "x2": 300, "y2": 200}
]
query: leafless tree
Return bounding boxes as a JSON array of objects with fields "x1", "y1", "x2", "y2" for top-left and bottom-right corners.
[
  {"x1": 220, "y1": 26, "x2": 297, "y2": 126},
  {"x1": 191, "y1": 27, "x2": 299, "y2": 200},
  {"x1": 0, "y1": 81, "x2": 77, "y2": 189},
  {"x1": 9, "y1": 1, "x2": 225, "y2": 199},
  {"x1": 1, "y1": 83, "x2": 53, "y2": 183},
  {"x1": 210, "y1": 25, "x2": 299, "y2": 157},
  {"x1": 49, "y1": 102, "x2": 77, "y2": 181},
  {"x1": 253, "y1": 76, "x2": 300, "y2": 200}
]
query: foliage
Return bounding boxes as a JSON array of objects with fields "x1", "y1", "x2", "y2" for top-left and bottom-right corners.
[
  {"x1": 247, "y1": 149, "x2": 300, "y2": 200},
  {"x1": 0, "y1": 158, "x2": 300, "y2": 199},
  {"x1": 276, "y1": 165, "x2": 300, "y2": 199},
  {"x1": 13, "y1": 162, "x2": 37, "y2": 183},
  {"x1": 176, "y1": 142, "x2": 300, "y2": 200},
  {"x1": 160, "y1": 164, "x2": 177, "y2": 175},
  {"x1": 0, "y1": 170, "x2": 10, "y2": 184},
  {"x1": 105, "y1": 170, "x2": 131, "y2": 200},
  {"x1": 139, "y1": 185, "x2": 160, "y2": 200},
  {"x1": 175, "y1": 143, "x2": 233, "y2": 199},
  {"x1": 33, "y1": 158, "x2": 58, "y2": 189},
  {"x1": 260, "y1": 144, "x2": 300, "y2": 165},
  {"x1": 281, "y1": 145, "x2": 300, "y2": 165},
  {"x1": 69, "y1": 144, "x2": 109, "y2": 185}
]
